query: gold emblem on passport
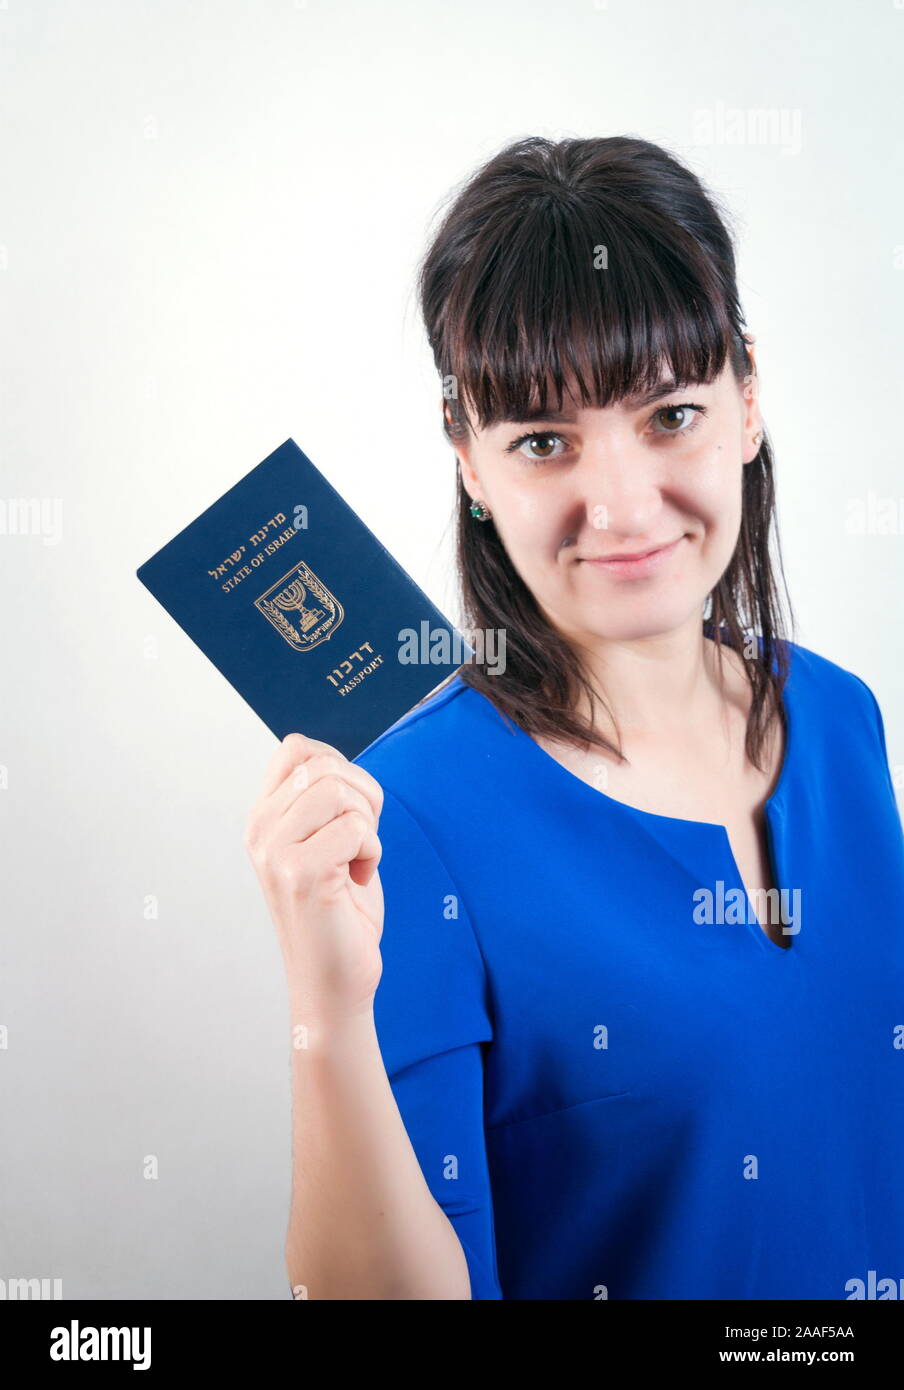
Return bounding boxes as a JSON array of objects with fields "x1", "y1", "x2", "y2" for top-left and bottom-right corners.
[{"x1": 254, "y1": 561, "x2": 345, "y2": 651}]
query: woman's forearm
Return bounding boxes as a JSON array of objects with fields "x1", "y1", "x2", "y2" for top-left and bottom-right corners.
[{"x1": 285, "y1": 1001, "x2": 472, "y2": 1300}]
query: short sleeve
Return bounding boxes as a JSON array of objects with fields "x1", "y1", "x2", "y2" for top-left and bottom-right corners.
[{"x1": 370, "y1": 787, "x2": 502, "y2": 1300}]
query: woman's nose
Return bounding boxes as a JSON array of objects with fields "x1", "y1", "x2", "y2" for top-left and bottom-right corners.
[{"x1": 577, "y1": 441, "x2": 663, "y2": 537}]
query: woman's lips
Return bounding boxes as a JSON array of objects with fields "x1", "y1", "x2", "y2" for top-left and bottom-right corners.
[{"x1": 580, "y1": 535, "x2": 684, "y2": 578}]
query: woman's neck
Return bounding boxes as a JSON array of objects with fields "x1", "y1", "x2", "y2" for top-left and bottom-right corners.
[{"x1": 570, "y1": 625, "x2": 747, "y2": 740}]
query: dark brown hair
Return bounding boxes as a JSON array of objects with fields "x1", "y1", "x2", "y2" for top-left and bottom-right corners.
[{"x1": 416, "y1": 135, "x2": 794, "y2": 770}]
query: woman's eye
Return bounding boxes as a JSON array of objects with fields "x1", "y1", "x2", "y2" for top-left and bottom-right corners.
[
  {"x1": 505, "y1": 431, "x2": 568, "y2": 462},
  {"x1": 650, "y1": 402, "x2": 707, "y2": 436}
]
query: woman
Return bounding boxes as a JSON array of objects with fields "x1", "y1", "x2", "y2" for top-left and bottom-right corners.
[{"x1": 245, "y1": 136, "x2": 904, "y2": 1300}]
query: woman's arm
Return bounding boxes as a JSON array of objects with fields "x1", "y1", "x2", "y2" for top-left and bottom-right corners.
[
  {"x1": 285, "y1": 1003, "x2": 472, "y2": 1300},
  {"x1": 245, "y1": 732, "x2": 476, "y2": 1299}
]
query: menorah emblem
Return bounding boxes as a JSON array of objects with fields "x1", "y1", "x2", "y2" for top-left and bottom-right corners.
[{"x1": 254, "y1": 560, "x2": 344, "y2": 651}]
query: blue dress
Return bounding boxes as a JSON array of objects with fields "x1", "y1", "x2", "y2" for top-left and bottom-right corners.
[{"x1": 353, "y1": 639, "x2": 904, "y2": 1300}]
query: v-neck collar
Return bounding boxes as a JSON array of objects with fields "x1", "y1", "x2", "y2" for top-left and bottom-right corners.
[{"x1": 504, "y1": 637, "x2": 797, "y2": 957}]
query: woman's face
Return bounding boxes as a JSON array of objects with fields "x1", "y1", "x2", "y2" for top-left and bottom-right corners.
[{"x1": 451, "y1": 354, "x2": 763, "y2": 646}]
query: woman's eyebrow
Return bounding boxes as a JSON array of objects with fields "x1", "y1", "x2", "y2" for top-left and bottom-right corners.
[
  {"x1": 629, "y1": 378, "x2": 690, "y2": 407},
  {"x1": 497, "y1": 379, "x2": 691, "y2": 426}
]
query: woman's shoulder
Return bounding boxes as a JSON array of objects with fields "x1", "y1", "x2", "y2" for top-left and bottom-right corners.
[
  {"x1": 779, "y1": 636, "x2": 892, "y2": 773},
  {"x1": 352, "y1": 670, "x2": 516, "y2": 805},
  {"x1": 781, "y1": 635, "x2": 884, "y2": 713}
]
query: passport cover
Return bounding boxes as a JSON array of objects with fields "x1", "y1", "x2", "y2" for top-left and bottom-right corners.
[{"x1": 136, "y1": 438, "x2": 472, "y2": 758}]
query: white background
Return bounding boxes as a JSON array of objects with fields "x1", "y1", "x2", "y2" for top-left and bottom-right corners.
[{"x1": 1, "y1": 0, "x2": 901, "y2": 1297}]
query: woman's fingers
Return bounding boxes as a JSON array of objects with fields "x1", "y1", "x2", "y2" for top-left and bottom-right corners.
[
  {"x1": 257, "y1": 731, "x2": 337, "y2": 800},
  {"x1": 270, "y1": 776, "x2": 379, "y2": 854},
  {"x1": 271, "y1": 752, "x2": 384, "y2": 828},
  {"x1": 254, "y1": 734, "x2": 383, "y2": 821},
  {"x1": 280, "y1": 808, "x2": 384, "y2": 897},
  {"x1": 245, "y1": 735, "x2": 384, "y2": 863}
]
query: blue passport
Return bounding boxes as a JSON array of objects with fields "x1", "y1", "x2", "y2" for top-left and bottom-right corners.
[{"x1": 136, "y1": 438, "x2": 472, "y2": 758}]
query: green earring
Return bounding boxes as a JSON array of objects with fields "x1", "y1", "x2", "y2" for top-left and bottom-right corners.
[{"x1": 470, "y1": 499, "x2": 492, "y2": 521}]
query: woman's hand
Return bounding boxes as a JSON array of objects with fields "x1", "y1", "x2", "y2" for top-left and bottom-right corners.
[{"x1": 244, "y1": 733, "x2": 385, "y2": 1024}]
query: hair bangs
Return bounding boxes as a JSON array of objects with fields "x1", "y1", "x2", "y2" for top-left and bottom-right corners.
[{"x1": 444, "y1": 193, "x2": 740, "y2": 434}]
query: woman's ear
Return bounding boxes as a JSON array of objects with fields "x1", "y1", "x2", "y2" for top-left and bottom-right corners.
[
  {"x1": 741, "y1": 338, "x2": 764, "y2": 463},
  {"x1": 443, "y1": 400, "x2": 482, "y2": 501},
  {"x1": 457, "y1": 457, "x2": 483, "y2": 505}
]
